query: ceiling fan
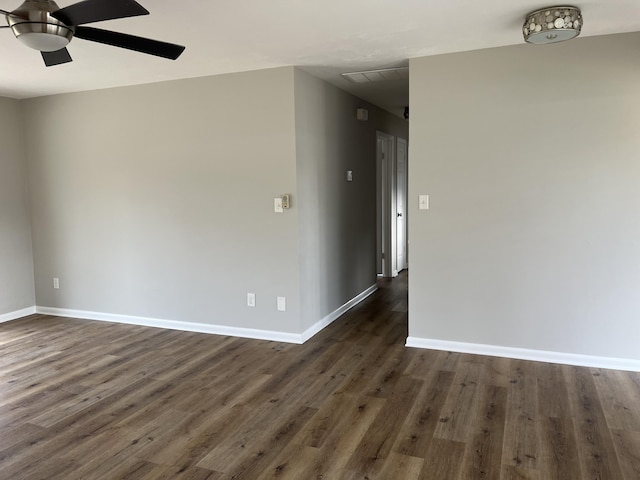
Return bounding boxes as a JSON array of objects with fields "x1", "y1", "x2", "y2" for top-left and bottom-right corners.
[{"x1": 0, "y1": 0, "x2": 185, "y2": 66}]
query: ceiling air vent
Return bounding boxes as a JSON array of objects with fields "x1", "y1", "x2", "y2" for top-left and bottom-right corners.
[{"x1": 341, "y1": 67, "x2": 408, "y2": 84}]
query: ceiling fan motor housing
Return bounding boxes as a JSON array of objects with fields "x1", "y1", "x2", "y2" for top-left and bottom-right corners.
[{"x1": 8, "y1": 0, "x2": 74, "y2": 52}]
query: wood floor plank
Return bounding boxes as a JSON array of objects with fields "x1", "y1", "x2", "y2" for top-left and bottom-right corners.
[
  {"x1": 142, "y1": 464, "x2": 226, "y2": 480},
  {"x1": 563, "y1": 365, "x2": 625, "y2": 479},
  {"x1": 483, "y1": 355, "x2": 511, "y2": 388},
  {"x1": 500, "y1": 464, "x2": 540, "y2": 479},
  {"x1": 433, "y1": 359, "x2": 484, "y2": 442},
  {"x1": 63, "y1": 409, "x2": 194, "y2": 479},
  {"x1": 1, "y1": 271, "x2": 639, "y2": 479},
  {"x1": 297, "y1": 392, "x2": 356, "y2": 448},
  {"x1": 457, "y1": 384, "x2": 507, "y2": 480},
  {"x1": 538, "y1": 413, "x2": 580, "y2": 478},
  {"x1": 255, "y1": 443, "x2": 321, "y2": 480},
  {"x1": 198, "y1": 405, "x2": 317, "y2": 479},
  {"x1": 344, "y1": 375, "x2": 422, "y2": 476},
  {"x1": 502, "y1": 360, "x2": 540, "y2": 469},
  {"x1": 402, "y1": 348, "x2": 443, "y2": 379},
  {"x1": 0, "y1": 384, "x2": 78, "y2": 428},
  {"x1": 610, "y1": 429, "x2": 640, "y2": 479},
  {"x1": 158, "y1": 403, "x2": 258, "y2": 474},
  {"x1": 0, "y1": 423, "x2": 47, "y2": 451},
  {"x1": 292, "y1": 395, "x2": 387, "y2": 477},
  {"x1": 593, "y1": 368, "x2": 640, "y2": 431},
  {"x1": 376, "y1": 452, "x2": 423, "y2": 480},
  {"x1": 2, "y1": 455, "x2": 79, "y2": 480},
  {"x1": 418, "y1": 438, "x2": 466, "y2": 479},
  {"x1": 364, "y1": 345, "x2": 413, "y2": 398},
  {"x1": 536, "y1": 363, "x2": 581, "y2": 479},
  {"x1": 392, "y1": 369, "x2": 454, "y2": 457},
  {"x1": 136, "y1": 376, "x2": 273, "y2": 466},
  {"x1": 333, "y1": 333, "x2": 396, "y2": 397}
]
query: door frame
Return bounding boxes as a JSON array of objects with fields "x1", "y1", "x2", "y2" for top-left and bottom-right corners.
[{"x1": 396, "y1": 137, "x2": 408, "y2": 272}]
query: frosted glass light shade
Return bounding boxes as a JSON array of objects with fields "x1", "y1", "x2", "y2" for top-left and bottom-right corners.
[
  {"x1": 17, "y1": 32, "x2": 69, "y2": 51},
  {"x1": 11, "y1": 22, "x2": 73, "y2": 52}
]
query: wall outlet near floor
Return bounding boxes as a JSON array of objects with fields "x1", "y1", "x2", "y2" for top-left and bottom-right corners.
[
  {"x1": 53, "y1": 277, "x2": 60, "y2": 289},
  {"x1": 277, "y1": 296, "x2": 286, "y2": 312},
  {"x1": 247, "y1": 293, "x2": 256, "y2": 307}
]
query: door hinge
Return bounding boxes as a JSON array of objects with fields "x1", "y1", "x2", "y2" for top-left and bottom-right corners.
[{"x1": 382, "y1": 253, "x2": 385, "y2": 259}]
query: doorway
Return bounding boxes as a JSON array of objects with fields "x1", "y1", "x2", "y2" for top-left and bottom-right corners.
[{"x1": 377, "y1": 132, "x2": 408, "y2": 278}]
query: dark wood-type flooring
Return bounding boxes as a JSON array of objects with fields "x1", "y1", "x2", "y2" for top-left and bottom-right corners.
[{"x1": 1, "y1": 273, "x2": 640, "y2": 479}]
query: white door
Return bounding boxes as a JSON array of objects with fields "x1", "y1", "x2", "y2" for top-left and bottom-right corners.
[
  {"x1": 376, "y1": 136, "x2": 384, "y2": 275},
  {"x1": 396, "y1": 138, "x2": 408, "y2": 272},
  {"x1": 376, "y1": 131, "x2": 396, "y2": 277}
]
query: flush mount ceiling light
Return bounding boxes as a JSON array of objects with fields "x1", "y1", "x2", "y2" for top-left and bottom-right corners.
[{"x1": 523, "y1": 6, "x2": 583, "y2": 44}]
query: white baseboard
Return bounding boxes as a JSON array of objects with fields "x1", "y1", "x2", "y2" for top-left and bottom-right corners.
[
  {"x1": 301, "y1": 284, "x2": 378, "y2": 342},
  {"x1": 406, "y1": 336, "x2": 640, "y2": 372},
  {"x1": 35, "y1": 306, "x2": 304, "y2": 344},
  {"x1": 0, "y1": 306, "x2": 36, "y2": 324},
  {"x1": 34, "y1": 285, "x2": 378, "y2": 345}
]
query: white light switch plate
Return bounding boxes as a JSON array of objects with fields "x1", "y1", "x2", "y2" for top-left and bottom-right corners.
[
  {"x1": 419, "y1": 194, "x2": 429, "y2": 210},
  {"x1": 274, "y1": 197, "x2": 283, "y2": 213}
]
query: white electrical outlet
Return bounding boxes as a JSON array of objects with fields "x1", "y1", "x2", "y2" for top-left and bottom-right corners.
[
  {"x1": 277, "y1": 297, "x2": 286, "y2": 312},
  {"x1": 247, "y1": 293, "x2": 256, "y2": 307},
  {"x1": 53, "y1": 277, "x2": 60, "y2": 289}
]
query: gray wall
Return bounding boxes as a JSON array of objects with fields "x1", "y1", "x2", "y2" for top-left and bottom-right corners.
[
  {"x1": 24, "y1": 67, "x2": 303, "y2": 333},
  {"x1": 408, "y1": 32, "x2": 640, "y2": 360},
  {"x1": 22, "y1": 66, "x2": 407, "y2": 337},
  {"x1": 293, "y1": 69, "x2": 408, "y2": 329},
  {"x1": 0, "y1": 97, "x2": 35, "y2": 315}
]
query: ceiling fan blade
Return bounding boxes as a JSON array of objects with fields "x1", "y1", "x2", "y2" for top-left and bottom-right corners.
[
  {"x1": 75, "y1": 26, "x2": 185, "y2": 60},
  {"x1": 51, "y1": 0, "x2": 148, "y2": 26},
  {"x1": 42, "y1": 48, "x2": 73, "y2": 67},
  {"x1": 1, "y1": 8, "x2": 26, "y2": 18}
]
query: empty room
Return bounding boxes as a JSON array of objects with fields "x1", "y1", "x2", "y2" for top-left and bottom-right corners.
[{"x1": 1, "y1": 0, "x2": 639, "y2": 478}]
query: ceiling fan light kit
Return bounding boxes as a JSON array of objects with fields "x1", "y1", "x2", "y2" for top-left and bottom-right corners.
[
  {"x1": 523, "y1": 6, "x2": 583, "y2": 44},
  {"x1": 2, "y1": 0, "x2": 185, "y2": 66},
  {"x1": 8, "y1": 1, "x2": 72, "y2": 51}
]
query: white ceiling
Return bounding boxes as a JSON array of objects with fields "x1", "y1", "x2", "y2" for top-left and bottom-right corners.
[{"x1": 1, "y1": 0, "x2": 639, "y2": 116}]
